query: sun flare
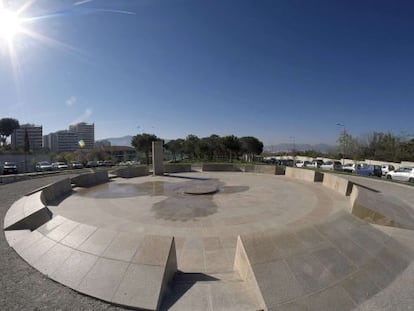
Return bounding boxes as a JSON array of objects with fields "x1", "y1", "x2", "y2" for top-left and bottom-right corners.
[{"x1": 0, "y1": 9, "x2": 22, "y2": 41}]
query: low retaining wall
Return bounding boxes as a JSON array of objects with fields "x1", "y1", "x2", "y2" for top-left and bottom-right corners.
[
  {"x1": 285, "y1": 167, "x2": 324, "y2": 182},
  {"x1": 40, "y1": 178, "x2": 72, "y2": 205},
  {"x1": 4, "y1": 192, "x2": 51, "y2": 231},
  {"x1": 322, "y1": 173, "x2": 353, "y2": 196},
  {"x1": 0, "y1": 174, "x2": 27, "y2": 184},
  {"x1": 113, "y1": 165, "x2": 149, "y2": 178},
  {"x1": 350, "y1": 185, "x2": 414, "y2": 230},
  {"x1": 233, "y1": 236, "x2": 266, "y2": 310},
  {"x1": 242, "y1": 165, "x2": 285, "y2": 175},
  {"x1": 164, "y1": 164, "x2": 192, "y2": 173},
  {"x1": 71, "y1": 171, "x2": 109, "y2": 188},
  {"x1": 202, "y1": 163, "x2": 241, "y2": 172}
]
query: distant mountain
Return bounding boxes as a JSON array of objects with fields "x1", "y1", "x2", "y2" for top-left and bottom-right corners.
[
  {"x1": 264, "y1": 143, "x2": 336, "y2": 153},
  {"x1": 98, "y1": 135, "x2": 133, "y2": 146}
]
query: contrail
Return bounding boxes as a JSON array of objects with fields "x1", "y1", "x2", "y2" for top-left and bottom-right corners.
[
  {"x1": 74, "y1": 0, "x2": 95, "y2": 6},
  {"x1": 23, "y1": 7, "x2": 136, "y2": 23}
]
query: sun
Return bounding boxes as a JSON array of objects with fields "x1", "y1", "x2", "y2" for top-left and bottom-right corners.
[{"x1": 0, "y1": 9, "x2": 22, "y2": 41}]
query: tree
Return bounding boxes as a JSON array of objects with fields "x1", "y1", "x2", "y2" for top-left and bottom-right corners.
[
  {"x1": 183, "y1": 134, "x2": 200, "y2": 160},
  {"x1": 366, "y1": 132, "x2": 401, "y2": 162},
  {"x1": 0, "y1": 118, "x2": 19, "y2": 146},
  {"x1": 337, "y1": 131, "x2": 360, "y2": 160},
  {"x1": 131, "y1": 133, "x2": 160, "y2": 164},
  {"x1": 222, "y1": 135, "x2": 241, "y2": 162},
  {"x1": 165, "y1": 139, "x2": 184, "y2": 161},
  {"x1": 240, "y1": 136, "x2": 263, "y2": 162}
]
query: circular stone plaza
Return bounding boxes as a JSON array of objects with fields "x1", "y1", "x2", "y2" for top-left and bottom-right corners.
[{"x1": 2, "y1": 164, "x2": 414, "y2": 311}]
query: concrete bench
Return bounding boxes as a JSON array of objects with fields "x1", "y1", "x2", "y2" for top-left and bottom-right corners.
[
  {"x1": 71, "y1": 171, "x2": 109, "y2": 188},
  {"x1": 112, "y1": 165, "x2": 149, "y2": 178},
  {"x1": 202, "y1": 163, "x2": 241, "y2": 172},
  {"x1": 285, "y1": 167, "x2": 324, "y2": 182}
]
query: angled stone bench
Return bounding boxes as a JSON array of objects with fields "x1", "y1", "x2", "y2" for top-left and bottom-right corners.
[
  {"x1": 112, "y1": 165, "x2": 149, "y2": 178},
  {"x1": 285, "y1": 167, "x2": 324, "y2": 182},
  {"x1": 350, "y1": 185, "x2": 414, "y2": 230},
  {"x1": 234, "y1": 211, "x2": 414, "y2": 311},
  {"x1": 4, "y1": 178, "x2": 72, "y2": 231},
  {"x1": 202, "y1": 163, "x2": 242, "y2": 172},
  {"x1": 241, "y1": 164, "x2": 285, "y2": 175},
  {"x1": 71, "y1": 171, "x2": 109, "y2": 188},
  {"x1": 164, "y1": 163, "x2": 192, "y2": 173},
  {"x1": 322, "y1": 173, "x2": 354, "y2": 196},
  {"x1": 7, "y1": 212, "x2": 177, "y2": 311}
]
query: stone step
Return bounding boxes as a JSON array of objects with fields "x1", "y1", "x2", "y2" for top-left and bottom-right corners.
[{"x1": 161, "y1": 271, "x2": 261, "y2": 311}]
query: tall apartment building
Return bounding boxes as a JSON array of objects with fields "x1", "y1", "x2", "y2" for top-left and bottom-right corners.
[
  {"x1": 11, "y1": 124, "x2": 43, "y2": 150},
  {"x1": 43, "y1": 130, "x2": 79, "y2": 153},
  {"x1": 69, "y1": 122, "x2": 94, "y2": 149}
]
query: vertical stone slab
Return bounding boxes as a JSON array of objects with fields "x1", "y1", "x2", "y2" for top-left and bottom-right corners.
[{"x1": 152, "y1": 141, "x2": 164, "y2": 176}]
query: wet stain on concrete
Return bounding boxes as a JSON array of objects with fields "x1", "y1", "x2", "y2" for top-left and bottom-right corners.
[{"x1": 75, "y1": 178, "x2": 249, "y2": 221}]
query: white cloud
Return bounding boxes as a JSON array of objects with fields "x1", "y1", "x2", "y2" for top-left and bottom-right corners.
[
  {"x1": 66, "y1": 96, "x2": 77, "y2": 107},
  {"x1": 72, "y1": 108, "x2": 92, "y2": 124}
]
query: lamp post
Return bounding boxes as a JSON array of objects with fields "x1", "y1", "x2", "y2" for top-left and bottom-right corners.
[
  {"x1": 336, "y1": 123, "x2": 346, "y2": 164},
  {"x1": 289, "y1": 136, "x2": 296, "y2": 167}
]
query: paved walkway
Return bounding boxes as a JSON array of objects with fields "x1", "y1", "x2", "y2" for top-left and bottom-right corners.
[{"x1": 2, "y1": 172, "x2": 414, "y2": 310}]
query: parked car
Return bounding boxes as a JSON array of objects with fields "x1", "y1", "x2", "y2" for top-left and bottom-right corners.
[
  {"x1": 69, "y1": 161, "x2": 84, "y2": 169},
  {"x1": 381, "y1": 164, "x2": 395, "y2": 176},
  {"x1": 35, "y1": 161, "x2": 53, "y2": 171},
  {"x1": 263, "y1": 158, "x2": 277, "y2": 165},
  {"x1": 3, "y1": 162, "x2": 18, "y2": 174},
  {"x1": 295, "y1": 160, "x2": 305, "y2": 168},
  {"x1": 86, "y1": 161, "x2": 98, "y2": 168},
  {"x1": 320, "y1": 161, "x2": 342, "y2": 171},
  {"x1": 277, "y1": 159, "x2": 294, "y2": 167},
  {"x1": 342, "y1": 163, "x2": 359, "y2": 173},
  {"x1": 386, "y1": 167, "x2": 414, "y2": 182},
  {"x1": 356, "y1": 164, "x2": 382, "y2": 177},
  {"x1": 97, "y1": 160, "x2": 106, "y2": 167},
  {"x1": 52, "y1": 162, "x2": 68, "y2": 170},
  {"x1": 104, "y1": 160, "x2": 113, "y2": 167},
  {"x1": 306, "y1": 159, "x2": 324, "y2": 168}
]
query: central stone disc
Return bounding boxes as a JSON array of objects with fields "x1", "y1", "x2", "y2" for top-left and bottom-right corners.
[{"x1": 183, "y1": 184, "x2": 219, "y2": 195}]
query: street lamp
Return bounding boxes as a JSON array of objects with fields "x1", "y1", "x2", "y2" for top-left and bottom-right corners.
[
  {"x1": 289, "y1": 136, "x2": 296, "y2": 166},
  {"x1": 336, "y1": 123, "x2": 346, "y2": 164}
]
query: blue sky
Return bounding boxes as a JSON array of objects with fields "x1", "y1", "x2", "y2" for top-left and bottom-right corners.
[{"x1": 1, "y1": 0, "x2": 413, "y2": 145}]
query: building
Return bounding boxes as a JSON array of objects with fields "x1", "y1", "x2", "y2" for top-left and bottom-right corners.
[
  {"x1": 43, "y1": 130, "x2": 79, "y2": 153},
  {"x1": 97, "y1": 145, "x2": 137, "y2": 162},
  {"x1": 11, "y1": 124, "x2": 43, "y2": 150},
  {"x1": 94, "y1": 139, "x2": 111, "y2": 148},
  {"x1": 69, "y1": 122, "x2": 94, "y2": 149}
]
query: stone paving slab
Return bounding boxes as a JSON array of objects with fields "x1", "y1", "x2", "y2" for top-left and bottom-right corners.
[
  {"x1": 4, "y1": 229, "x2": 31, "y2": 246},
  {"x1": 49, "y1": 249, "x2": 99, "y2": 288},
  {"x1": 60, "y1": 223, "x2": 97, "y2": 248},
  {"x1": 37, "y1": 215, "x2": 67, "y2": 235},
  {"x1": 102, "y1": 231, "x2": 142, "y2": 262},
  {"x1": 33, "y1": 242, "x2": 75, "y2": 276},
  {"x1": 78, "y1": 257, "x2": 129, "y2": 301},
  {"x1": 46, "y1": 218, "x2": 80, "y2": 242},
  {"x1": 19, "y1": 235, "x2": 57, "y2": 265},
  {"x1": 113, "y1": 263, "x2": 166, "y2": 310},
  {"x1": 77, "y1": 228, "x2": 118, "y2": 256}
]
